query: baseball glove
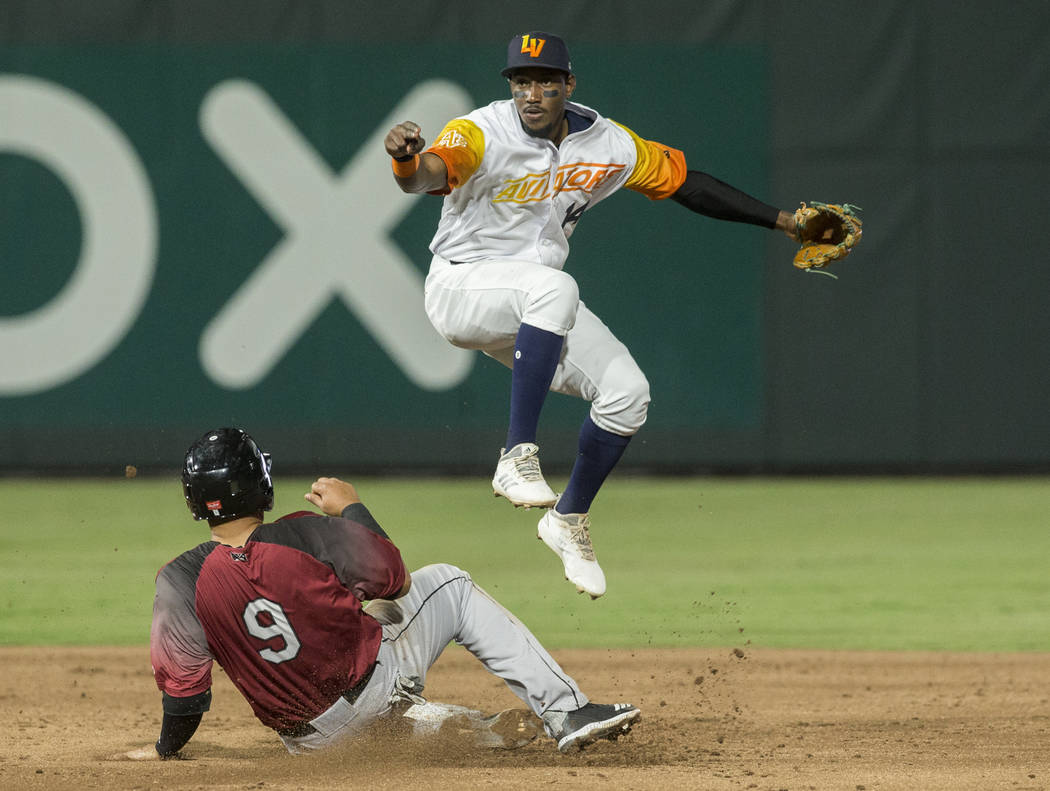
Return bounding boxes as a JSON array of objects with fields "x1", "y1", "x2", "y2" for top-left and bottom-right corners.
[{"x1": 792, "y1": 202, "x2": 863, "y2": 274}]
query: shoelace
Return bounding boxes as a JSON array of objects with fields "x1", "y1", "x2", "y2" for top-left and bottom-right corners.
[
  {"x1": 567, "y1": 523, "x2": 596, "y2": 561},
  {"x1": 390, "y1": 675, "x2": 427, "y2": 707},
  {"x1": 511, "y1": 452, "x2": 544, "y2": 482}
]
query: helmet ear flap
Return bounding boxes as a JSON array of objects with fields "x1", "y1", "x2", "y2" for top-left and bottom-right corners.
[
  {"x1": 181, "y1": 428, "x2": 274, "y2": 522},
  {"x1": 181, "y1": 476, "x2": 208, "y2": 521}
]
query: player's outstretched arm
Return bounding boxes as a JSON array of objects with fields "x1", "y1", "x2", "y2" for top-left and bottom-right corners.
[
  {"x1": 384, "y1": 121, "x2": 449, "y2": 194},
  {"x1": 671, "y1": 169, "x2": 797, "y2": 239}
]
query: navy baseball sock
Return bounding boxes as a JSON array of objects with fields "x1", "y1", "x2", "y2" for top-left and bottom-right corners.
[
  {"x1": 505, "y1": 323, "x2": 565, "y2": 450},
  {"x1": 556, "y1": 417, "x2": 631, "y2": 515}
]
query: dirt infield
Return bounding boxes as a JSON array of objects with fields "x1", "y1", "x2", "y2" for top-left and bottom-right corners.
[{"x1": 1, "y1": 645, "x2": 1047, "y2": 791}]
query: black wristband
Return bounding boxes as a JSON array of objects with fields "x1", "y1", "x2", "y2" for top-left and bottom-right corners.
[
  {"x1": 393, "y1": 153, "x2": 416, "y2": 162},
  {"x1": 162, "y1": 689, "x2": 211, "y2": 716}
]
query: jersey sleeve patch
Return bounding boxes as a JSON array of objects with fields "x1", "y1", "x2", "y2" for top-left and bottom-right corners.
[
  {"x1": 425, "y1": 118, "x2": 485, "y2": 191},
  {"x1": 612, "y1": 120, "x2": 688, "y2": 200}
]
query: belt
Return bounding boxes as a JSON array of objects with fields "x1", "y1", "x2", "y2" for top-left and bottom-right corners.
[{"x1": 275, "y1": 662, "x2": 377, "y2": 738}]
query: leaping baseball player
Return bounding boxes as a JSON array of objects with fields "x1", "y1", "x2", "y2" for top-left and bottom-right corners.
[{"x1": 384, "y1": 32, "x2": 802, "y2": 599}]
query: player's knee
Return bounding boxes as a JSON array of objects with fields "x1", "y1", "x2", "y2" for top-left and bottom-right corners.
[
  {"x1": 422, "y1": 562, "x2": 470, "y2": 582},
  {"x1": 408, "y1": 564, "x2": 473, "y2": 605},
  {"x1": 424, "y1": 563, "x2": 476, "y2": 597},
  {"x1": 619, "y1": 374, "x2": 651, "y2": 434},
  {"x1": 591, "y1": 364, "x2": 650, "y2": 436},
  {"x1": 523, "y1": 270, "x2": 580, "y2": 331}
]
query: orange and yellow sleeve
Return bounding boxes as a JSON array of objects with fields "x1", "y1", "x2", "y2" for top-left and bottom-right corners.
[
  {"x1": 425, "y1": 118, "x2": 485, "y2": 190},
  {"x1": 612, "y1": 120, "x2": 688, "y2": 200}
]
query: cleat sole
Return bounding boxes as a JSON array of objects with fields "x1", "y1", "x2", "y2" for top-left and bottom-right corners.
[
  {"x1": 558, "y1": 710, "x2": 641, "y2": 752},
  {"x1": 494, "y1": 490, "x2": 550, "y2": 510}
]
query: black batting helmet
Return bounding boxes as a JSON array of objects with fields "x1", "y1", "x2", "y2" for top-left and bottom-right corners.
[{"x1": 182, "y1": 428, "x2": 274, "y2": 522}]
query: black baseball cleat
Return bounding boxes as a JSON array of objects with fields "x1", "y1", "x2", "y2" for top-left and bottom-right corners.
[{"x1": 543, "y1": 702, "x2": 641, "y2": 752}]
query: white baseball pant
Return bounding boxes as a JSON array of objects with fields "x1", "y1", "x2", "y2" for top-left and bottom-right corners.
[{"x1": 424, "y1": 255, "x2": 650, "y2": 436}]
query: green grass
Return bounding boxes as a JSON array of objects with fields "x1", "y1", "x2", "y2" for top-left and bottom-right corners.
[{"x1": 2, "y1": 475, "x2": 1048, "y2": 651}]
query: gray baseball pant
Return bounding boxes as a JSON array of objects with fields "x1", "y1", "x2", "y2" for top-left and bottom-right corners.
[{"x1": 279, "y1": 563, "x2": 587, "y2": 752}]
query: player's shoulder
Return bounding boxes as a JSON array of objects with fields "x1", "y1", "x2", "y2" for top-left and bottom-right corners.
[
  {"x1": 250, "y1": 511, "x2": 334, "y2": 549},
  {"x1": 562, "y1": 102, "x2": 633, "y2": 143},
  {"x1": 458, "y1": 99, "x2": 517, "y2": 133},
  {"x1": 474, "y1": 98, "x2": 514, "y2": 118},
  {"x1": 585, "y1": 111, "x2": 634, "y2": 141},
  {"x1": 155, "y1": 540, "x2": 218, "y2": 594},
  {"x1": 275, "y1": 510, "x2": 317, "y2": 522},
  {"x1": 566, "y1": 100, "x2": 601, "y2": 120},
  {"x1": 253, "y1": 509, "x2": 389, "y2": 548},
  {"x1": 158, "y1": 540, "x2": 218, "y2": 576}
]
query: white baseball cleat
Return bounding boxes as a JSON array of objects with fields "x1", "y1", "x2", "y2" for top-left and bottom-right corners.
[
  {"x1": 402, "y1": 702, "x2": 541, "y2": 749},
  {"x1": 537, "y1": 508, "x2": 606, "y2": 598},
  {"x1": 492, "y1": 443, "x2": 558, "y2": 508},
  {"x1": 474, "y1": 708, "x2": 543, "y2": 749}
]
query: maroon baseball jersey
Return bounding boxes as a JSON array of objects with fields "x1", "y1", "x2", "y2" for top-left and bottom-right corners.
[{"x1": 150, "y1": 505, "x2": 406, "y2": 729}]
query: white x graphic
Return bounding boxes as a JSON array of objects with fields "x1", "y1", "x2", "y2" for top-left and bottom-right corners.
[{"x1": 198, "y1": 79, "x2": 473, "y2": 390}]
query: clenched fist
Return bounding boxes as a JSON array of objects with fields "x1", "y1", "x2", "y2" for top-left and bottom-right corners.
[
  {"x1": 385, "y1": 121, "x2": 426, "y2": 160},
  {"x1": 305, "y1": 476, "x2": 361, "y2": 516}
]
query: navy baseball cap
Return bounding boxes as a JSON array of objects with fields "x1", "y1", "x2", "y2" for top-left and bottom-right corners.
[{"x1": 501, "y1": 32, "x2": 572, "y2": 77}]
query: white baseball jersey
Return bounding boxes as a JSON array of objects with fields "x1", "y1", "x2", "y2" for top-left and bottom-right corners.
[{"x1": 424, "y1": 99, "x2": 687, "y2": 269}]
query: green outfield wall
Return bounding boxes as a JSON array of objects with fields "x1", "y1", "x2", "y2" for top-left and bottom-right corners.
[{"x1": 1, "y1": 1, "x2": 1047, "y2": 472}]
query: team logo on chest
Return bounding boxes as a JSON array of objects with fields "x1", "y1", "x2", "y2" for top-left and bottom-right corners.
[{"x1": 493, "y1": 162, "x2": 626, "y2": 204}]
